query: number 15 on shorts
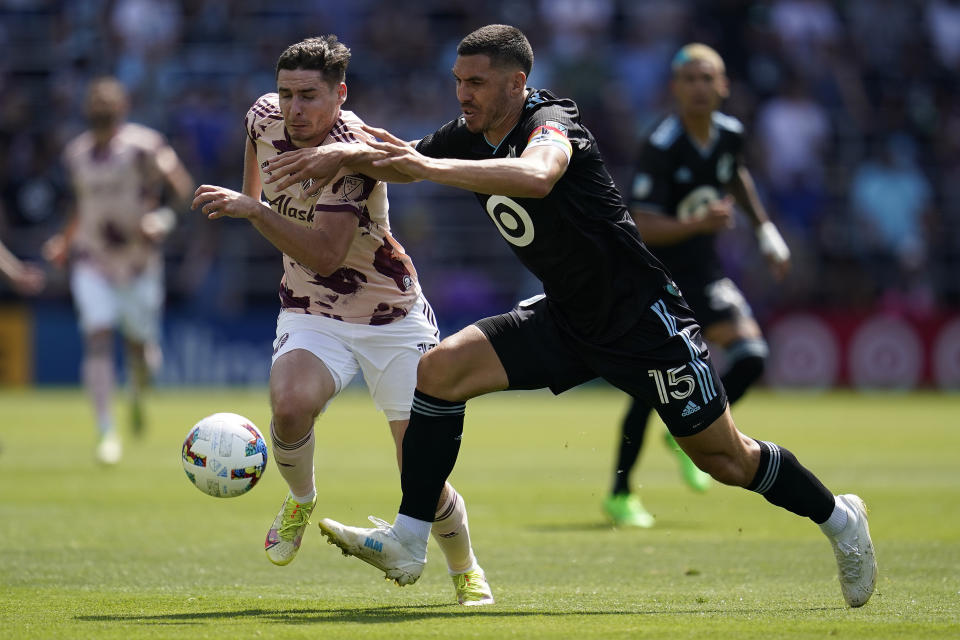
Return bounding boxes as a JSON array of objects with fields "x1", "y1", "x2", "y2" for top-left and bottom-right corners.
[{"x1": 648, "y1": 366, "x2": 695, "y2": 404}]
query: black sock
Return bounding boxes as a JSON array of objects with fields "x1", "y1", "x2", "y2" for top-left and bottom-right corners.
[
  {"x1": 720, "y1": 342, "x2": 767, "y2": 405},
  {"x1": 398, "y1": 390, "x2": 465, "y2": 522},
  {"x1": 746, "y1": 440, "x2": 835, "y2": 524},
  {"x1": 611, "y1": 398, "x2": 651, "y2": 495}
]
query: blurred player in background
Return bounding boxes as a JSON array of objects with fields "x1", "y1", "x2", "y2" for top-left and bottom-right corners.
[
  {"x1": 0, "y1": 238, "x2": 45, "y2": 295},
  {"x1": 264, "y1": 24, "x2": 875, "y2": 609},
  {"x1": 43, "y1": 76, "x2": 194, "y2": 464},
  {"x1": 191, "y1": 36, "x2": 493, "y2": 606},
  {"x1": 602, "y1": 43, "x2": 792, "y2": 528}
]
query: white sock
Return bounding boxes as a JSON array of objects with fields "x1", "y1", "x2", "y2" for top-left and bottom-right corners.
[
  {"x1": 393, "y1": 513, "x2": 430, "y2": 559},
  {"x1": 291, "y1": 489, "x2": 317, "y2": 504},
  {"x1": 395, "y1": 513, "x2": 431, "y2": 541},
  {"x1": 270, "y1": 422, "x2": 316, "y2": 500},
  {"x1": 819, "y1": 497, "x2": 850, "y2": 537},
  {"x1": 83, "y1": 353, "x2": 115, "y2": 436},
  {"x1": 432, "y1": 484, "x2": 478, "y2": 574}
]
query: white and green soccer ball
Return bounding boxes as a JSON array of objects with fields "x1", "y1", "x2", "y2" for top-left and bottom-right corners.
[{"x1": 181, "y1": 413, "x2": 268, "y2": 498}]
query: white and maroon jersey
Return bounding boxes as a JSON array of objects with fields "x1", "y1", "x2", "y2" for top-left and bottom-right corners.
[
  {"x1": 63, "y1": 123, "x2": 175, "y2": 283},
  {"x1": 245, "y1": 94, "x2": 420, "y2": 325}
]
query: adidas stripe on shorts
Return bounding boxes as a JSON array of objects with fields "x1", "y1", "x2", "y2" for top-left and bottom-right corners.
[{"x1": 474, "y1": 289, "x2": 728, "y2": 437}]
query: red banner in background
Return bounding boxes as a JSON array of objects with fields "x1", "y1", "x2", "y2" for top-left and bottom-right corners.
[{"x1": 764, "y1": 310, "x2": 960, "y2": 390}]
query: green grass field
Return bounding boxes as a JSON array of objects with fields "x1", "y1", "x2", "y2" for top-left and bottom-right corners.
[{"x1": 1, "y1": 386, "x2": 958, "y2": 639}]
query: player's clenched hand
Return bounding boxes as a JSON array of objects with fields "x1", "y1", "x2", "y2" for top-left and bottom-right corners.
[
  {"x1": 766, "y1": 253, "x2": 790, "y2": 281},
  {"x1": 192, "y1": 185, "x2": 263, "y2": 220},
  {"x1": 42, "y1": 233, "x2": 69, "y2": 268},
  {"x1": 264, "y1": 146, "x2": 349, "y2": 196},
  {"x1": 696, "y1": 195, "x2": 735, "y2": 234}
]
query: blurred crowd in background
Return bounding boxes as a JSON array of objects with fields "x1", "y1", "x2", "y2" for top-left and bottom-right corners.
[{"x1": 1, "y1": 0, "x2": 959, "y2": 332}]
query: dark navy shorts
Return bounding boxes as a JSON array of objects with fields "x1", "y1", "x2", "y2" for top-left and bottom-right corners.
[
  {"x1": 675, "y1": 276, "x2": 754, "y2": 329},
  {"x1": 474, "y1": 289, "x2": 728, "y2": 437}
]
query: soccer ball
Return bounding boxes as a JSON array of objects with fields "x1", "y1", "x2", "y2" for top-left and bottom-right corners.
[{"x1": 181, "y1": 413, "x2": 268, "y2": 498}]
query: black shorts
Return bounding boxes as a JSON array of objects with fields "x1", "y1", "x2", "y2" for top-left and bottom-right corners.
[
  {"x1": 675, "y1": 276, "x2": 754, "y2": 328},
  {"x1": 474, "y1": 290, "x2": 728, "y2": 437}
]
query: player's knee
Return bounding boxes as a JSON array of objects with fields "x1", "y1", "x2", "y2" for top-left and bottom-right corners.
[
  {"x1": 270, "y1": 386, "x2": 321, "y2": 430},
  {"x1": 415, "y1": 346, "x2": 459, "y2": 396},
  {"x1": 84, "y1": 330, "x2": 113, "y2": 357}
]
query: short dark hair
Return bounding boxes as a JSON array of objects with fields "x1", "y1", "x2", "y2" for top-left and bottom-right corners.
[
  {"x1": 457, "y1": 24, "x2": 533, "y2": 75},
  {"x1": 276, "y1": 35, "x2": 351, "y2": 84}
]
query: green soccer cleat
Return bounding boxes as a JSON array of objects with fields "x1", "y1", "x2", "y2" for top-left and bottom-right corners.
[
  {"x1": 129, "y1": 398, "x2": 145, "y2": 438},
  {"x1": 663, "y1": 430, "x2": 711, "y2": 492},
  {"x1": 453, "y1": 567, "x2": 495, "y2": 606},
  {"x1": 265, "y1": 493, "x2": 317, "y2": 566},
  {"x1": 603, "y1": 493, "x2": 655, "y2": 528}
]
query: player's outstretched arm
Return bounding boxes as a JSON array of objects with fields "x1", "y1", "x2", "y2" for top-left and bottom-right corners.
[
  {"x1": 363, "y1": 124, "x2": 567, "y2": 198},
  {"x1": 728, "y1": 166, "x2": 790, "y2": 279},
  {"x1": 0, "y1": 239, "x2": 45, "y2": 295},
  {"x1": 263, "y1": 142, "x2": 413, "y2": 196},
  {"x1": 631, "y1": 196, "x2": 735, "y2": 246}
]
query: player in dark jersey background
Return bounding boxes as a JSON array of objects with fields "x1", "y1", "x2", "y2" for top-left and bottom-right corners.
[
  {"x1": 603, "y1": 44, "x2": 793, "y2": 528},
  {"x1": 262, "y1": 24, "x2": 875, "y2": 609}
]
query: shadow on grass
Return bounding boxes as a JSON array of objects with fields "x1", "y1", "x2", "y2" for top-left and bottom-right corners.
[
  {"x1": 76, "y1": 603, "x2": 842, "y2": 626},
  {"x1": 526, "y1": 519, "x2": 706, "y2": 533}
]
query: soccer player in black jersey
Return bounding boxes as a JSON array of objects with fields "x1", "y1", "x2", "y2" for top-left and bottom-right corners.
[
  {"x1": 603, "y1": 44, "x2": 792, "y2": 529},
  {"x1": 263, "y1": 24, "x2": 876, "y2": 608}
]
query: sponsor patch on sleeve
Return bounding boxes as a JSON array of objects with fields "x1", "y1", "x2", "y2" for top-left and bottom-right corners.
[{"x1": 526, "y1": 121, "x2": 573, "y2": 160}]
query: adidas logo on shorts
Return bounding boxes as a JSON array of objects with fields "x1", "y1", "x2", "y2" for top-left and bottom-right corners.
[{"x1": 681, "y1": 400, "x2": 701, "y2": 417}]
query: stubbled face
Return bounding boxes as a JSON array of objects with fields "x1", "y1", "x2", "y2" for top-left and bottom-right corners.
[
  {"x1": 277, "y1": 68, "x2": 346, "y2": 148},
  {"x1": 672, "y1": 59, "x2": 728, "y2": 118},
  {"x1": 452, "y1": 54, "x2": 520, "y2": 136}
]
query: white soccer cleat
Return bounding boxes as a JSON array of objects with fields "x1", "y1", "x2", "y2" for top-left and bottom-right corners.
[
  {"x1": 95, "y1": 432, "x2": 122, "y2": 465},
  {"x1": 827, "y1": 494, "x2": 877, "y2": 607},
  {"x1": 318, "y1": 516, "x2": 425, "y2": 586}
]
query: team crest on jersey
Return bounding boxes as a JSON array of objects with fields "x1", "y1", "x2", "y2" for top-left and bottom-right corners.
[
  {"x1": 301, "y1": 178, "x2": 315, "y2": 193},
  {"x1": 717, "y1": 153, "x2": 734, "y2": 183},
  {"x1": 339, "y1": 176, "x2": 364, "y2": 202}
]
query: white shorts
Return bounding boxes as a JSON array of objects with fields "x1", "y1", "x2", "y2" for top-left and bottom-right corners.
[
  {"x1": 70, "y1": 261, "x2": 163, "y2": 342},
  {"x1": 271, "y1": 296, "x2": 439, "y2": 421}
]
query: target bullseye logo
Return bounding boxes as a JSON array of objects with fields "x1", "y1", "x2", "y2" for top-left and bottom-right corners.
[{"x1": 485, "y1": 195, "x2": 535, "y2": 247}]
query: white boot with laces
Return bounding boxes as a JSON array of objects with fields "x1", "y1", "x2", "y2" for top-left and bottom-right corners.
[{"x1": 823, "y1": 494, "x2": 877, "y2": 608}]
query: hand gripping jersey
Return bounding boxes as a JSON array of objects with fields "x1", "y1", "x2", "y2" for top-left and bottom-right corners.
[
  {"x1": 245, "y1": 95, "x2": 420, "y2": 325},
  {"x1": 416, "y1": 88, "x2": 673, "y2": 343},
  {"x1": 63, "y1": 123, "x2": 175, "y2": 283},
  {"x1": 629, "y1": 112, "x2": 745, "y2": 284}
]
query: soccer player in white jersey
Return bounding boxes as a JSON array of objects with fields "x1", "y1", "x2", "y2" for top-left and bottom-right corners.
[
  {"x1": 191, "y1": 36, "x2": 493, "y2": 606},
  {"x1": 43, "y1": 76, "x2": 193, "y2": 464}
]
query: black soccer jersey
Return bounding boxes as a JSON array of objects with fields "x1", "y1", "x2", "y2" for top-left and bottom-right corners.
[
  {"x1": 629, "y1": 112, "x2": 745, "y2": 284},
  {"x1": 416, "y1": 88, "x2": 674, "y2": 343}
]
